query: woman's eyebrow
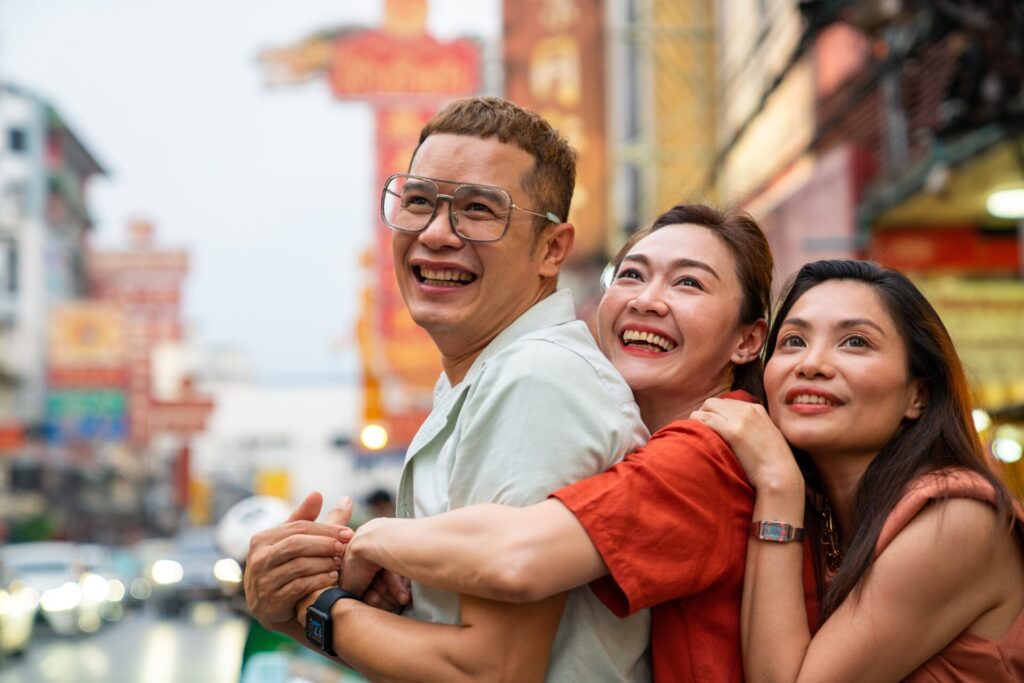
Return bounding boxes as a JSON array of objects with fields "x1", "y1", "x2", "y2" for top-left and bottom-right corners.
[
  {"x1": 781, "y1": 316, "x2": 886, "y2": 335},
  {"x1": 835, "y1": 318, "x2": 887, "y2": 335},
  {"x1": 621, "y1": 253, "x2": 720, "y2": 280}
]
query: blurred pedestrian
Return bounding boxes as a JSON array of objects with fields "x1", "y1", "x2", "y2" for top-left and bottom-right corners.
[{"x1": 363, "y1": 489, "x2": 395, "y2": 519}]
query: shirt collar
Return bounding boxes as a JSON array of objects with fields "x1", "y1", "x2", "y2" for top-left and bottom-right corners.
[{"x1": 437, "y1": 289, "x2": 576, "y2": 393}]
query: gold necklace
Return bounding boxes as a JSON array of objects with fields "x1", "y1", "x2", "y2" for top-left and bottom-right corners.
[{"x1": 820, "y1": 496, "x2": 844, "y2": 572}]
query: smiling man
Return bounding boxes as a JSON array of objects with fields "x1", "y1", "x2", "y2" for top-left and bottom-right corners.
[{"x1": 245, "y1": 97, "x2": 650, "y2": 681}]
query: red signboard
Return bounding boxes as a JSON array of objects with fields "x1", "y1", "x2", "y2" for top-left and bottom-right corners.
[
  {"x1": 0, "y1": 424, "x2": 24, "y2": 453},
  {"x1": 88, "y1": 241, "x2": 191, "y2": 445},
  {"x1": 869, "y1": 227, "x2": 1020, "y2": 275},
  {"x1": 148, "y1": 400, "x2": 214, "y2": 437},
  {"x1": 48, "y1": 367, "x2": 127, "y2": 388},
  {"x1": 374, "y1": 108, "x2": 443, "y2": 389},
  {"x1": 504, "y1": 0, "x2": 608, "y2": 261},
  {"x1": 330, "y1": 31, "x2": 480, "y2": 102}
]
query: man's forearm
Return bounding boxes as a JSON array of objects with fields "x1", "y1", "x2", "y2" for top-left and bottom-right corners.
[
  {"x1": 275, "y1": 611, "x2": 357, "y2": 671},
  {"x1": 325, "y1": 593, "x2": 563, "y2": 683}
]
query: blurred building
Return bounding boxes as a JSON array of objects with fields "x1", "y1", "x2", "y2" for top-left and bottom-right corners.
[
  {"x1": 606, "y1": 0, "x2": 717, "y2": 234},
  {"x1": 190, "y1": 379, "x2": 401, "y2": 525},
  {"x1": 703, "y1": 0, "x2": 1024, "y2": 492},
  {"x1": 0, "y1": 83, "x2": 104, "y2": 441},
  {"x1": 87, "y1": 223, "x2": 215, "y2": 535},
  {"x1": 0, "y1": 84, "x2": 108, "y2": 540}
]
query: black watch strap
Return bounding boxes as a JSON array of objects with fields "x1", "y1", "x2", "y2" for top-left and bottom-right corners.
[
  {"x1": 313, "y1": 586, "x2": 361, "y2": 611},
  {"x1": 306, "y1": 587, "x2": 361, "y2": 655}
]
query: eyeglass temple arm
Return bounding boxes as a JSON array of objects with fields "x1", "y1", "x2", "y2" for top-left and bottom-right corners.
[{"x1": 515, "y1": 206, "x2": 562, "y2": 224}]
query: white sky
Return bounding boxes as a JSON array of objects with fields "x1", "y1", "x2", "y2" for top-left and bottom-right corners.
[{"x1": 0, "y1": 0, "x2": 499, "y2": 380}]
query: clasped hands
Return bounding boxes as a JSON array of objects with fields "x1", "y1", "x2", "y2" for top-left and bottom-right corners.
[{"x1": 243, "y1": 491, "x2": 411, "y2": 630}]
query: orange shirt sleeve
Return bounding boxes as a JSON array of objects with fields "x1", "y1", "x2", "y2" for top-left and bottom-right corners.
[{"x1": 552, "y1": 419, "x2": 755, "y2": 616}]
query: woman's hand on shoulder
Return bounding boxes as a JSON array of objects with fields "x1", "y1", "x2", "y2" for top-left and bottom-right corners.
[{"x1": 691, "y1": 398, "x2": 802, "y2": 493}]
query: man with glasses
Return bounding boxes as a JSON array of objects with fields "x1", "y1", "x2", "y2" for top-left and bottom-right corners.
[{"x1": 245, "y1": 97, "x2": 650, "y2": 681}]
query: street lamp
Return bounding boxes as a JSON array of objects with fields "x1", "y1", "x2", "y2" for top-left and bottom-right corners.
[{"x1": 359, "y1": 424, "x2": 389, "y2": 451}]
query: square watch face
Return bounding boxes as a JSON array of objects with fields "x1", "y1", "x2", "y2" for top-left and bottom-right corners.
[{"x1": 307, "y1": 612, "x2": 327, "y2": 647}]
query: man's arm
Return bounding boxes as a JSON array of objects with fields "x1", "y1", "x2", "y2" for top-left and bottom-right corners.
[
  {"x1": 295, "y1": 588, "x2": 567, "y2": 683},
  {"x1": 343, "y1": 499, "x2": 607, "y2": 603}
]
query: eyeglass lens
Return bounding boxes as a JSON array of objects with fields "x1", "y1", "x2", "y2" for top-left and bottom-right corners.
[{"x1": 383, "y1": 175, "x2": 511, "y2": 241}]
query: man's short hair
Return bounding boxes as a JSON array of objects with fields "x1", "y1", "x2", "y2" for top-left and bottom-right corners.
[{"x1": 414, "y1": 97, "x2": 578, "y2": 232}]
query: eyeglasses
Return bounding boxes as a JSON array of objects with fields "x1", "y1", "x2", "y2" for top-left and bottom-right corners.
[{"x1": 381, "y1": 173, "x2": 562, "y2": 243}]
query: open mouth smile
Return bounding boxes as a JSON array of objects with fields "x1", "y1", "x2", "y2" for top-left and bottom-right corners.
[
  {"x1": 620, "y1": 328, "x2": 677, "y2": 352},
  {"x1": 784, "y1": 388, "x2": 844, "y2": 407},
  {"x1": 415, "y1": 266, "x2": 477, "y2": 288}
]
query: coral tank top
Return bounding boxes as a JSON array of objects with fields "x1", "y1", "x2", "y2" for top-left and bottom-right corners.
[{"x1": 874, "y1": 468, "x2": 1024, "y2": 682}]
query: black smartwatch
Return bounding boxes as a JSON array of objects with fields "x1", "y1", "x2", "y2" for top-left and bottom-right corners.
[{"x1": 305, "y1": 587, "x2": 361, "y2": 656}]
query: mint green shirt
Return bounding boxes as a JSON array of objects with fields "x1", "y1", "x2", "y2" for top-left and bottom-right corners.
[{"x1": 397, "y1": 289, "x2": 652, "y2": 682}]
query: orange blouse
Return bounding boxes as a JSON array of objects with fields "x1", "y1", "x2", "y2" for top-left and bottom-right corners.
[{"x1": 874, "y1": 468, "x2": 1024, "y2": 682}]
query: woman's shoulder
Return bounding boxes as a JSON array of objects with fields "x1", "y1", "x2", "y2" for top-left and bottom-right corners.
[{"x1": 875, "y1": 467, "x2": 1019, "y2": 558}]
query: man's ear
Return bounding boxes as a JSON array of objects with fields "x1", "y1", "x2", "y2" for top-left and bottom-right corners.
[
  {"x1": 537, "y1": 223, "x2": 575, "y2": 278},
  {"x1": 905, "y1": 380, "x2": 928, "y2": 420},
  {"x1": 730, "y1": 318, "x2": 768, "y2": 365}
]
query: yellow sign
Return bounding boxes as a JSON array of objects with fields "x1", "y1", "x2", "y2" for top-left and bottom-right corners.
[
  {"x1": 49, "y1": 303, "x2": 126, "y2": 368},
  {"x1": 255, "y1": 469, "x2": 291, "y2": 500}
]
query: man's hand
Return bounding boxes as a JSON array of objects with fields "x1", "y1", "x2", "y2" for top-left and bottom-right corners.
[
  {"x1": 363, "y1": 570, "x2": 411, "y2": 613},
  {"x1": 244, "y1": 491, "x2": 348, "y2": 627}
]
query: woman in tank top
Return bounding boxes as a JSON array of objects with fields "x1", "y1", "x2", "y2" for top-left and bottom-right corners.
[{"x1": 693, "y1": 259, "x2": 1024, "y2": 682}]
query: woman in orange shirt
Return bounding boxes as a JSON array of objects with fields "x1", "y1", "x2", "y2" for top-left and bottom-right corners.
[{"x1": 694, "y1": 259, "x2": 1024, "y2": 682}]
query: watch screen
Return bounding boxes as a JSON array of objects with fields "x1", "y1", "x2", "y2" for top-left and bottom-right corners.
[{"x1": 307, "y1": 613, "x2": 326, "y2": 647}]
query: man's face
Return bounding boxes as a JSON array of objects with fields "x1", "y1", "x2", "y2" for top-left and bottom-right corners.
[{"x1": 391, "y1": 133, "x2": 554, "y2": 353}]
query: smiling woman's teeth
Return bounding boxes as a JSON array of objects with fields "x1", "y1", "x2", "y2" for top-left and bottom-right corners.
[
  {"x1": 418, "y1": 267, "x2": 476, "y2": 287},
  {"x1": 791, "y1": 394, "x2": 835, "y2": 406},
  {"x1": 621, "y1": 329, "x2": 677, "y2": 352}
]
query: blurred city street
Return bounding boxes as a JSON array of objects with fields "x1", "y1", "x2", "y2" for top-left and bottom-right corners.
[{"x1": 0, "y1": 605, "x2": 246, "y2": 683}]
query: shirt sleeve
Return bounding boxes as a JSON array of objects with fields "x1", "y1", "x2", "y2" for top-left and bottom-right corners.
[
  {"x1": 552, "y1": 420, "x2": 754, "y2": 615},
  {"x1": 446, "y1": 338, "x2": 646, "y2": 509}
]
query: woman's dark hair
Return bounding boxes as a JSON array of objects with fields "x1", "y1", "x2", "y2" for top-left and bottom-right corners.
[
  {"x1": 608, "y1": 204, "x2": 774, "y2": 399},
  {"x1": 766, "y1": 259, "x2": 1017, "y2": 620}
]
